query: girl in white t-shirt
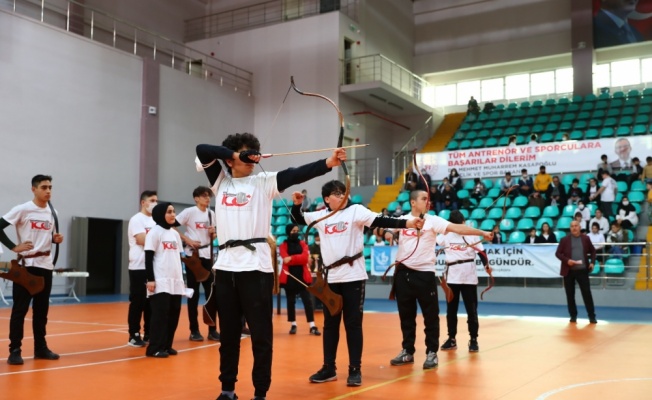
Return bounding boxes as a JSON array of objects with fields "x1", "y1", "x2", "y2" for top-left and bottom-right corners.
[{"x1": 145, "y1": 203, "x2": 186, "y2": 358}]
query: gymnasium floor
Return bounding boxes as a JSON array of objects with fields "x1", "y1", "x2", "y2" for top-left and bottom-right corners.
[{"x1": 0, "y1": 295, "x2": 651, "y2": 400}]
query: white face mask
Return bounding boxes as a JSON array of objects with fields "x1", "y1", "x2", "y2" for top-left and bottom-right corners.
[
  {"x1": 579, "y1": 205, "x2": 585, "y2": 210},
  {"x1": 623, "y1": 201, "x2": 630, "y2": 206},
  {"x1": 146, "y1": 201, "x2": 157, "y2": 214}
]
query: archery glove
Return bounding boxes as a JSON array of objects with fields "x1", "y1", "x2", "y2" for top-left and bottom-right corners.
[{"x1": 239, "y1": 149, "x2": 261, "y2": 164}]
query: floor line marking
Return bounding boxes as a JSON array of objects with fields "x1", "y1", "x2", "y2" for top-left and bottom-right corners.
[{"x1": 535, "y1": 377, "x2": 652, "y2": 399}]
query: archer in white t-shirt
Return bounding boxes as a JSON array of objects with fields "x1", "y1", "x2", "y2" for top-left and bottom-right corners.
[{"x1": 0, "y1": 174, "x2": 64, "y2": 365}]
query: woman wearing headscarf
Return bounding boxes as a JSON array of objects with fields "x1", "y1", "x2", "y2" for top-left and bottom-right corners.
[
  {"x1": 615, "y1": 196, "x2": 638, "y2": 230},
  {"x1": 144, "y1": 203, "x2": 187, "y2": 358},
  {"x1": 278, "y1": 223, "x2": 321, "y2": 336}
]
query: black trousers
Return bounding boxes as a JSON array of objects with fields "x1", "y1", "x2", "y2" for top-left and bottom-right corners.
[
  {"x1": 128, "y1": 269, "x2": 151, "y2": 337},
  {"x1": 146, "y1": 293, "x2": 181, "y2": 355},
  {"x1": 394, "y1": 269, "x2": 440, "y2": 355},
  {"x1": 322, "y1": 280, "x2": 365, "y2": 369},
  {"x1": 284, "y1": 277, "x2": 315, "y2": 323},
  {"x1": 215, "y1": 270, "x2": 273, "y2": 398},
  {"x1": 445, "y1": 284, "x2": 479, "y2": 339},
  {"x1": 186, "y1": 257, "x2": 217, "y2": 333},
  {"x1": 9, "y1": 267, "x2": 53, "y2": 351},
  {"x1": 563, "y1": 269, "x2": 596, "y2": 319},
  {"x1": 600, "y1": 201, "x2": 613, "y2": 219}
]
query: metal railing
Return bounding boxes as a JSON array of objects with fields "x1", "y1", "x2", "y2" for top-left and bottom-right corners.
[
  {"x1": 347, "y1": 157, "x2": 380, "y2": 187},
  {"x1": 2, "y1": 0, "x2": 253, "y2": 94},
  {"x1": 391, "y1": 116, "x2": 435, "y2": 185},
  {"x1": 185, "y1": 0, "x2": 359, "y2": 42},
  {"x1": 340, "y1": 54, "x2": 430, "y2": 103}
]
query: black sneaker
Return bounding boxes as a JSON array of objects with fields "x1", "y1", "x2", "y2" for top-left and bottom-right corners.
[
  {"x1": 167, "y1": 348, "x2": 178, "y2": 356},
  {"x1": 289, "y1": 325, "x2": 297, "y2": 335},
  {"x1": 189, "y1": 331, "x2": 204, "y2": 341},
  {"x1": 440, "y1": 338, "x2": 457, "y2": 351},
  {"x1": 569, "y1": 317, "x2": 577, "y2": 323},
  {"x1": 309, "y1": 365, "x2": 337, "y2": 383},
  {"x1": 589, "y1": 318, "x2": 598, "y2": 324},
  {"x1": 146, "y1": 351, "x2": 169, "y2": 358},
  {"x1": 143, "y1": 334, "x2": 150, "y2": 343},
  {"x1": 390, "y1": 349, "x2": 414, "y2": 366},
  {"x1": 207, "y1": 331, "x2": 221, "y2": 341},
  {"x1": 216, "y1": 393, "x2": 238, "y2": 400},
  {"x1": 128, "y1": 333, "x2": 146, "y2": 347},
  {"x1": 346, "y1": 367, "x2": 362, "y2": 387},
  {"x1": 309, "y1": 326, "x2": 321, "y2": 336},
  {"x1": 34, "y1": 348, "x2": 60, "y2": 360},
  {"x1": 469, "y1": 338, "x2": 479, "y2": 352},
  {"x1": 7, "y1": 349, "x2": 23, "y2": 365}
]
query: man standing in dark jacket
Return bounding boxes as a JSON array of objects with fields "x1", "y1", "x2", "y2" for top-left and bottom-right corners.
[{"x1": 555, "y1": 221, "x2": 597, "y2": 324}]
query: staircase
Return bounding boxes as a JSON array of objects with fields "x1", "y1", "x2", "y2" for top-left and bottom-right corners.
[{"x1": 366, "y1": 112, "x2": 466, "y2": 212}]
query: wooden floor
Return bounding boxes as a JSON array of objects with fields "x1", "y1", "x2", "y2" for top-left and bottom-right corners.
[{"x1": 1, "y1": 302, "x2": 651, "y2": 400}]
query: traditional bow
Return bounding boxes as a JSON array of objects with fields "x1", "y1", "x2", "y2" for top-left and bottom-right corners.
[{"x1": 289, "y1": 76, "x2": 351, "y2": 238}]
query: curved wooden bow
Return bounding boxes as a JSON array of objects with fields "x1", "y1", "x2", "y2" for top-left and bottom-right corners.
[{"x1": 290, "y1": 76, "x2": 351, "y2": 239}]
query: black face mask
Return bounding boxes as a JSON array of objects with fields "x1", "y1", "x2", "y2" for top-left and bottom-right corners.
[{"x1": 288, "y1": 233, "x2": 300, "y2": 242}]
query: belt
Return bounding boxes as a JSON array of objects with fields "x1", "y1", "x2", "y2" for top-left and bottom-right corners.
[
  {"x1": 218, "y1": 238, "x2": 268, "y2": 251},
  {"x1": 197, "y1": 243, "x2": 211, "y2": 249},
  {"x1": 325, "y1": 252, "x2": 363, "y2": 270},
  {"x1": 446, "y1": 258, "x2": 475, "y2": 267},
  {"x1": 19, "y1": 251, "x2": 51, "y2": 259}
]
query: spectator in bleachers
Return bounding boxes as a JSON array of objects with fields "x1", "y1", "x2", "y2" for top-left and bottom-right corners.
[
  {"x1": 500, "y1": 172, "x2": 517, "y2": 197},
  {"x1": 573, "y1": 212, "x2": 587, "y2": 233},
  {"x1": 381, "y1": 208, "x2": 390, "y2": 217},
  {"x1": 448, "y1": 169, "x2": 463, "y2": 191},
  {"x1": 384, "y1": 230, "x2": 398, "y2": 246},
  {"x1": 491, "y1": 225, "x2": 502, "y2": 244},
  {"x1": 507, "y1": 135, "x2": 517, "y2": 147},
  {"x1": 441, "y1": 184, "x2": 459, "y2": 211},
  {"x1": 471, "y1": 178, "x2": 486, "y2": 201},
  {"x1": 300, "y1": 189, "x2": 312, "y2": 212},
  {"x1": 561, "y1": 132, "x2": 570, "y2": 141},
  {"x1": 615, "y1": 196, "x2": 638, "y2": 230},
  {"x1": 596, "y1": 154, "x2": 613, "y2": 182},
  {"x1": 417, "y1": 169, "x2": 433, "y2": 192},
  {"x1": 528, "y1": 134, "x2": 538, "y2": 146},
  {"x1": 467, "y1": 96, "x2": 480, "y2": 116},
  {"x1": 576, "y1": 201, "x2": 591, "y2": 229},
  {"x1": 589, "y1": 209, "x2": 610, "y2": 235},
  {"x1": 525, "y1": 228, "x2": 537, "y2": 244},
  {"x1": 595, "y1": 170, "x2": 617, "y2": 219},
  {"x1": 405, "y1": 170, "x2": 418, "y2": 191},
  {"x1": 373, "y1": 235, "x2": 386, "y2": 246},
  {"x1": 429, "y1": 185, "x2": 444, "y2": 213},
  {"x1": 641, "y1": 157, "x2": 652, "y2": 182},
  {"x1": 587, "y1": 222, "x2": 606, "y2": 256},
  {"x1": 628, "y1": 157, "x2": 643, "y2": 186},
  {"x1": 535, "y1": 222, "x2": 557, "y2": 243},
  {"x1": 547, "y1": 176, "x2": 566, "y2": 208},
  {"x1": 528, "y1": 191, "x2": 545, "y2": 211},
  {"x1": 585, "y1": 178, "x2": 601, "y2": 208},
  {"x1": 309, "y1": 235, "x2": 322, "y2": 273},
  {"x1": 518, "y1": 169, "x2": 534, "y2": 196},
  {"x1": 534, "y1": 166, "x2": 552, "y2": 195},
  {"x1": 567, "y1": 179, "x2": 583, "y2": 205},
  {"x1": 438, "y1": 178, "x2": 451, "y2": 192},
  {"x1": 606, "y1": 221, "x2": 629, "y2": 259},
  {"x1": 392, "y1": 205, "x2": 404, "y2": 217},
  {"x1": 482, "y1": 102, "x2": 495, "y2": 114}
]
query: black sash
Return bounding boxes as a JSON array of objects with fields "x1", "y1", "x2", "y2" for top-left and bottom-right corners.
[
  {"x1": 218, "y1": 238, "x2": 268, "y2": 251},
  {"x1": 325, "y1": 252, "x2": 363, "y2": 270}
]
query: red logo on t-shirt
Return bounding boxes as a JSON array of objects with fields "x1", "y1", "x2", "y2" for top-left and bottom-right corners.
[
  {"x1": 30, "y1": 220, "x2": 51, "y2": 230},
  {"x1": 449, "y1": 244, "x2": 467, "y2": 251},
  {"x1": 324, "y1": 221, "x2": 348, "y2": 234},
  {"x1": 162, "y1": 241, "x2": 178, "y2": 250},
  {"x1": 145, "y1": 227, "x2": 152, "y2": 234},
  {"x1": 221, "y1": 192, "x2": 251, "y2": 207},
  {"x1": 195, "y1": 221, "x2": 210, "y2": 229},
  {"x1": 401, "y1": 229, "x2": 418, "y2": 237}
]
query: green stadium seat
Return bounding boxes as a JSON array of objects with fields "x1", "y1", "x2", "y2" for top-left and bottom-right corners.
[
  {"x1": 478, "y1": 129, "x2": 491, "y2": 139},
  {"x1": 594, "y1": 100, "x2": 609, "y2": 110},
  {"x1": 366, "y1": 235, "x2": 377, "y2": 246},
  {"x1": 453, "y1": 131, "x2": 465, "y2": 140},
  {"x1": 457, "y1": 189, "x2": 470, "y2": 200},
  {"x1": 603, "y1": 117, "x2": 618, "y2": 127},
  {"x1": 463, "y1": 180, "x2": 476, "y2": 190},
  {"x1": 427, "y1": 210, "x2": 436, "y2": 216},
  {"x1": 643, "y1": 88, "x2": 652, "y2": 96},
  {"x1": 466, "y1": 219, "x2": 478, "y2": 229},
  {"x1": 606, "y1": 108, "x2": 621, "y2": 118},
  {"x1": 488, "y1": 111, "x2": 501, "y2": 120},
  {"x1": 508, "y1": 231, "x2": 526, "y2": 243},
  {"x1": 504, "y1": 127, "x2": 518, "y2": 137},
  {"x1": 588, "y1": 119, "x2": 602, "y2": 128},
  {"x1": 499, "y1": 219, "x2": 515, "y2": 232},
  {"x1": 573, "y1": 120, "x2": 588, "y2": 130},
  {"x1": 491, "y1": 128, "x2": 504, "y2": 137},
  {"x1": 632, "y1": 124, "x2": 648, "y2": 135},
  {"x1": 638, "y1": 105, "x2": 651, "y2": 114},
  {"x1": 562, "y1": 112, "x2": 576, "y2": 121},
  {"x1": 516, "y1": 218, "x2": 534, "y2": 231},
  {"x1": 556, "y1": 217, "x2": 572, "y2": 230},
  {"x1": 562, "y1": 205, "x2": 577, "y2": 217},
  {"x1": 569, "y1": 130, "x2": 583, "y2": 140},
  {"x1": 558, "y1": 97, "x2": 570, "y2": 105},
  {"x1": 612, "y1": 91, "x2": 625, "y2": 99},
  {"x1": 616, "y1": 126, "x2": 631, "y2": 136},
  {"x1": 487, "y1": 208, "x2": 503, "y2": 219},
  {"x1": 584, "y1": 129, "x2": 599, "y2": 139},
  {"x1": 520, "y1": 101, "x2": 530, "y2": 109},
  {"x1": 628, "y1": 191, "x2": 645, "y2": 203},
  {"x1": 480, "y1": 220, "x2": 496, "y2": 230},
  {"x1": 274, "y1": 215, "x2": 289, "y2": 226},
  {"x1": 584, "y1": 93, "x2": 597, "y2": 102},
  {"x1": 487, "y1": 188, "x2": 501, "y2": 198},
  {"x1": 438, "y1": 209, "x2": 450, "y2": 220},
  {"x1": 471, "y1": 139, "x2": 485, "y2": 148},
  {"x1": 505, "y1": 207, "x2": 522, "y2": 219},
  {"x1": 542, "y1": 205, "x2": 560, "y2": 218},
  {"x1": 621, "y1": 106, "x2": 636, "y2": 116},
  {"x1": 579, "y1": 173, "x2": 593, "y2": 185},
  {"x1": 402, "y1": 201, "x2": 411, "y2": 212},
  {"x1": 536, "y1": 217, "x2": 553, "y2": 230},
  {"x1": 604, "y1": 258, "x2": 625, "y2": 274},
  {"x1": 561, "y1": 174, "x2": 576, "y2": 186},
  {"x1": 507, "y1": 103, "x2": 518, "y2": 110},
  {"x1": 560, "y1": 122, "x2": 573, "y2": 131},
  {"x1": 554, "y1": 132, "x2": 566, "y2": 141},
  {"x1": 387, "y1": 201, "x2": 399, "y2": 213},
  {"x1": 600, "y1": 128, "x2": 615, "y2": 138},
  {"x1": 545, "y1": 123, "x2": 558, "y2": 132},
  {"x1": 459, "y1": 209, "x2": 470, "y2": 219},
  {"x1": 397, "y1": 191, "x2": 410, "y2": 203},
  {"x1": 630, "y1": 181, "x2": 646, "y2": 192},
  {"x1": 555, "y1": 230, "x2": 566, "y2": 240},
  {"x1": 471, "y1": 122, "x2": 483, "y2": 130},
  {"x1": 531, "y1": 124, "x2": 544, "y2": 134},
  {"x1": 535, "y1": 115, "x2": 549, "y2": 124},
  {"x1": 590, "y1": 260, "x2": 601, "y2": 275},
  {"x1": 635, "y1": 114, "x2": 650, "y2": 125},
  {"x1": 524, "y1": 206, "x2": 541, "y2": 218},
  {"x1": 276, "y1": 207, "x2": 290, "y2": 216},
  {"x1": 627, "y1": 89, "x2": 640, "y2": 97},
  {"x1": 483, "y1": 179, "x2": 494, "y2": 189},
  {"x1": 580, "y1": 103, "x2": 594, "y2": 112},
  {"x1": 485, "y1": 138, "x2": 498, "y2": 147},
  {"x1": 512, "y1": 196, "x2": 529, "y2": 208},
  {"x1": 459, "y1": 140, "x2": 472, "y2": 150},
  {"x1": 540, "y1": 133, "x2": 554, "y2": 143},
  {"x1": 550, "y1": 114, "x2": 563, "y2": 123},
  {"x1": 625, "y1": 97, "x2": 639, "y2": 106},
  {"x1": 466, "y1": 131, "x2": 479, "y2": 140},
  {"x1": 470, "y1": 209, "x2": 486, "y2": 220},
  {"x1": 544, "y1": 99, "x2": 556, "y2": 106},
  {"x1": 495, "y1": 197, "x2": 512, "y2": 208},
  {"x1": 497, "y1": 120, "x2": 509, "y2": 128},
  {"x1": 495, "y1": 104, "x2": 506, "y2": 110},
  {"x1": 478, "y1": 197, "x2": 494, "y2": 208},
  {"x1": 566, "y1": 103, "x2": 579, "y2": 112},
  {"x1": 572, "y1": 95, "x2": 583, "y2": 103},
  {"x1": 276, "y1": 235, "x2": 287, "y2": 245},
  {"x1": 592, "y1": 110, "x2": 605, "y2": 119},
  {"x1": 273, "y1": 225, "x2": 286, "y2": 236},
  {"x1": 351, "y1": 194, "x2": 364, "y2": 205},
  {"x1": 616, "y1": 181, "x2": 628, "y2": 193}
]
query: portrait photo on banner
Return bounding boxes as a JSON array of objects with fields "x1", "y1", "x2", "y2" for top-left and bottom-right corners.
[{"x1": 593, "y1": 0, "x2": 652, "y2": 49}]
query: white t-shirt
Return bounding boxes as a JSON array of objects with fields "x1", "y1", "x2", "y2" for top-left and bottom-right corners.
[
  {"x1": 2, "y1": 201, "x2": 57, "y2": 269},
  {"x1": 211, "y1": 171, "x2": 278, "y2": 273},
  {"x1": 589, "y1": 216, "x2": 609, "y2": 235},
  {"x1": 176, "y1": 206, "x2": 215, "y2": 259},
  {"x1": 128, "y1": 212, "x2": 155, "y2": 270},
  {"x1": 304, "y1": 204, "x2": 378, "y2": 283},
  {"x1": 144, "y1": 225, "x2": 186, "y2": 295},
  {"x1": 600, "y1": 177, "x2": 616, "y2": 202},
  {"x1": 436, "y1": 232, "x2": 485, "y2": 285},
  {"x1": 395, "y1": 214, "x2": 450, "y2": 272},
  {"x1": 587, "y1": 232, "x2": 605, "y2": 250}
]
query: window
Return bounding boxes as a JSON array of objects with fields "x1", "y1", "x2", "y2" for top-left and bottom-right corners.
[
  {"x1": 641, "y1": 58, "x2": 652, "y2": 83},
  {"x1": 610, "y1": 59, "x2": 640, "y2": 87},
  {"x1": 481, "y1": 78, "x2": 504, "y2": 101},
  {"x1": 555, "y1": 68, "x2": 573, "y2": 94},
  {"x1": 530, "y1": 71, "x2": 555, "y2": 96},
  {"x1": 434, "y1": 84, "x2": 456, "y2": 107},
  {"x1": 457, "y1": 81, "x2": 480, "y2": 106},
  {"x1": 505, "y1": 74, "x2": 529, "y2": 99},
  {"x1": 593, "y1": 63, "x2": 610, "y2": 90}
]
